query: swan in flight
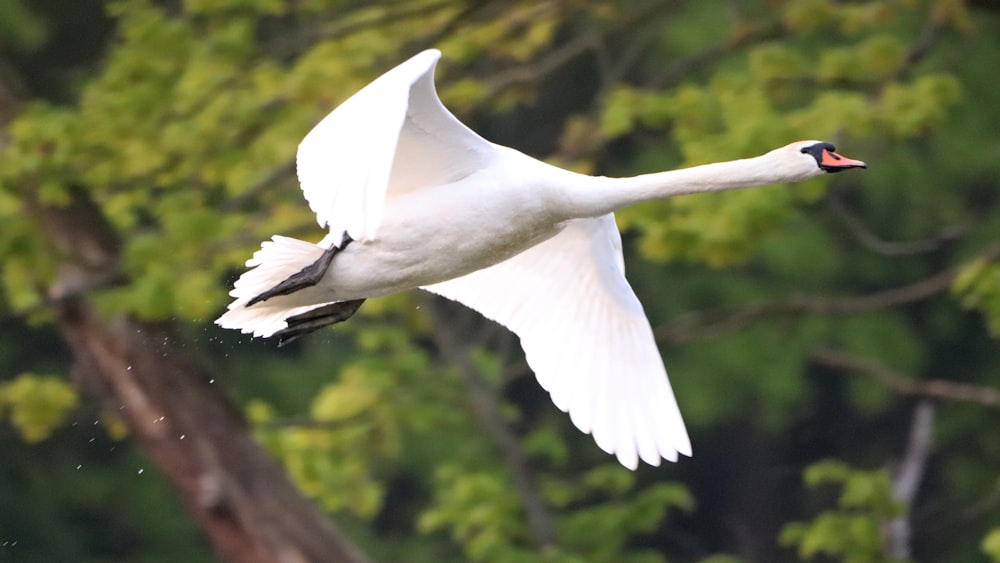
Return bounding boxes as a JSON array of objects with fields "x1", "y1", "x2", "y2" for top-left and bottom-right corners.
[{"x1": 217, "y1": 49, "x2": 866, "y2": 469}]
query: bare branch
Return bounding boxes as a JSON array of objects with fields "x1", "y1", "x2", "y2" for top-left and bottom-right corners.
[
  {"x1": 485, "y1": 32, "x2": 603, "y2": 94},
  {"x1": 656, "y1": 241, "x2": 1000, "y2": 343},
  {"x1": 811, "y1": 348, "x2": 1000, "y2": 409},
  {"x1": 901, "y1": 19, "x2": 942, "y2": 73},
  {"x1": 485, "y1": 0, "x2": 683, "y2": 95},
  {"x1": 886, "y1": 401, "x2": 935, "y2": 560},
  {"x1": 893, "y1": 402, "x2": 935, "y2": 505},
  {"x1": 265, "y1": 0, "x2": 462, "y2": 61},
  {"x1": 827, "y1": 190, "x2": 963, "y2": 257}
]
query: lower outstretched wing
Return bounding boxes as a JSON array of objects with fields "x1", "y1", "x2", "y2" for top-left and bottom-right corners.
[{"x1": 422, "y1": 215, "x2": 691, "y2": 469}]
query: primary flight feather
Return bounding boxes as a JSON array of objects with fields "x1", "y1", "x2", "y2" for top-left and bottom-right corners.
[{"x1": 217, "y1": 49, "x2": 866, "y2": 469}]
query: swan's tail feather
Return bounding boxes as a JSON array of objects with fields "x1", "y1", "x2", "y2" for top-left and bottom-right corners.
[{"x1": 216, "y1": 236, "x2": 332, "y2": 338}]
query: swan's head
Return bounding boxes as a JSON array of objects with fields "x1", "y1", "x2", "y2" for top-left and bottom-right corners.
[{"x1": 775, "y1": 141, "x2": 867, "y2": 180}]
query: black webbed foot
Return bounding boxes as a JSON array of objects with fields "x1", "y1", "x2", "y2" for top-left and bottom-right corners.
[
  {"x1": 274, "y1": 299, "x2": 366, "y2": 347},
  {"x1": 246, "y1": 232, "x2": 353, "y2": 307}
]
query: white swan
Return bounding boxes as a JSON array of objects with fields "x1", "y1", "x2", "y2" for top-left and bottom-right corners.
[{"x1": 216, "y1": 49, "x2": 866, "y2": 469}]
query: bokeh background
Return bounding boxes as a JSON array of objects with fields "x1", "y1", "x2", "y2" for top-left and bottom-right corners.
[{"x1": 2, "y1": 1, "x2": 1000, "y2": 561}]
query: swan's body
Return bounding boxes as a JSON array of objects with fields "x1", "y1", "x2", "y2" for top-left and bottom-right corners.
[{"x1": 217, "y1": 49, "x2": 866, "y2": 469}]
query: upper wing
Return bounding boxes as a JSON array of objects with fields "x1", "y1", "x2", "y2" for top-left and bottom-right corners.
[
  {"x1": 296, "y1": 49, "x2": 495, "y2": 243},
  {"x1": 422, "y1": 215, "x2": 691, "y2": 469}
]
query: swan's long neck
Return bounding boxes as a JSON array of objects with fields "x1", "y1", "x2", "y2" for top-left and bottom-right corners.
[{"x1": 560, "y1": 152, "x2": 808, "y2": 218}]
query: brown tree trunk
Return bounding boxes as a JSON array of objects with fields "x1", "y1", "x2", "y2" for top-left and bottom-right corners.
[
  {"x1": 58, "y1": 299, "x2": 369, "y2": 563},
  {"x1": 30, "y1": 189, "x2": 369, "y2": 563}
]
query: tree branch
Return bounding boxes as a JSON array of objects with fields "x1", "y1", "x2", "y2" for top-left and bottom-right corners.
[
  {"x1": 810, "y1": 348, "x2": 1000, "y2": 409},
  {"x1": 485, "y1": 32, "x2": 603, "y2": 94},
  {"x1": 484, "y1": 0, "x2": 683, "y2": 96},
  {"x1": 826, "y1": 189, "x2": 963, "y2": 257},
  {"x1": 656, "y1": 241, "x2": 1000, "y2": 343},
  {"x1": 264, "y1": 0, "x2": 462, "y2": 61},
  {"x1": 423, "y1": 296, "x2": 559, "y2": 549},
  {"x1": 899, "y1": 18, "x2": 942, "y2": 77},
  {"x1": 886, "y1": 401, "x2": 935, "y2": 560},
  {"x1": 650, "y1": 20, "x2": 784, "y2": 90}
]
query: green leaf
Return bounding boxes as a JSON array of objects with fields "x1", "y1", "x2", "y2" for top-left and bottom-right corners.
[
  {"x1": 1, "y1": 373, "x2": 78, "y2": 443},
  {"x1": 784, "y1": 460, "x2": 904, "y2": 561},
  {"x1": 879, "y1": 74, "x2": 963, "y2": 137},
  {"x1": 952, "y1": 259, "x2": 1000, "y2": 337},
  {"x1": 983, "y1": 528, "x2": 1000, "y2": 563}
]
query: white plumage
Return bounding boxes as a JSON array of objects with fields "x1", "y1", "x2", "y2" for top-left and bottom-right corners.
[{"x1": 217, "y1": 49, "x2": 866, "y2": 469}]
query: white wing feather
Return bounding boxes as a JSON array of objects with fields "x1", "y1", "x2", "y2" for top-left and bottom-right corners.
[
  {"x1": 296, "y1": 49, "x2": 495, "y2": 243},
  {"x1": 422, "y1": 215, "x2": 691, "y2": 469}
]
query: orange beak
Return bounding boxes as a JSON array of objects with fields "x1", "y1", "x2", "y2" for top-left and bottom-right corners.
[{"x1": 820, "y1": 149, "x2": 867, "y2": 172}]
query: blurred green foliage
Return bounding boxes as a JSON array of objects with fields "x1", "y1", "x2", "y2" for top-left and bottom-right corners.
[
  {"x1": 2, "y1": 0, "x2": 1000, "y2": 561},
  {"x1": 0, "y1": 0, "x2": 47, "y2": 51},
  {"x1": 780, "y1": 461, "x2": 903, "y2": 562},
  {"x1": 984, "y1": 528, "x2": 1000, "y2": 562},
  {"x1": 0, "y1": 373, "x2": 77, "y2": 443},
  {"x1": 954, "y1": 260, "x2": 1000, "y2": 336}
]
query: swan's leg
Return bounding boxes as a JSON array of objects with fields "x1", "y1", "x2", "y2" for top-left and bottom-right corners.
[
  {"x1": 246, "y1": 232, "x2": 353, "y2": 307},
  {"x1": 274, "y1": 299, "x2": 366, "y2": 347}
]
